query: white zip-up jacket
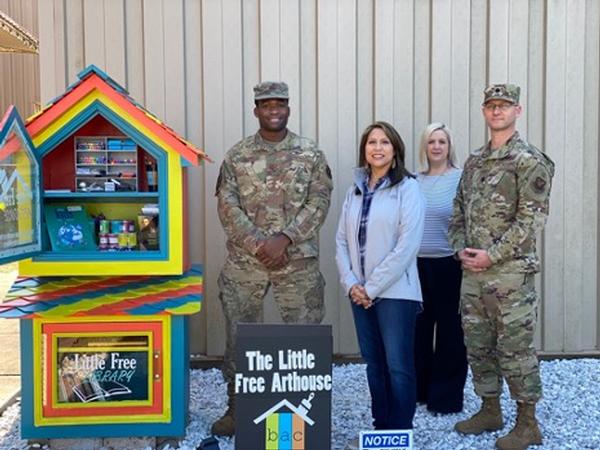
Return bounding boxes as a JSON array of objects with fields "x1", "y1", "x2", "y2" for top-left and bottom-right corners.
[{"x1": 335, "y1": 168, "x2": 425, "y2": 302}]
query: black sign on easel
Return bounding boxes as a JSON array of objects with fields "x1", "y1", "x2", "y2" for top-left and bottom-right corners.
[{"x1": 235, "y1": 323, "x2": 332, "y2": 450}]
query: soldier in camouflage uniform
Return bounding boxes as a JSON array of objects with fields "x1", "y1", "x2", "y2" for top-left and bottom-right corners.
[
  {"x1": 212, "y1": 81, "x2": 333, "y2": 436},
  {"x1": 449, "y1": 84, "x2": 554, "y2": 450}
]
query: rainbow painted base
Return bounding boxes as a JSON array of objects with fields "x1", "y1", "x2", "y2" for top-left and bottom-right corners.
[{"x1": 1, "y1": 266, "x2": 202, "y2": 439}]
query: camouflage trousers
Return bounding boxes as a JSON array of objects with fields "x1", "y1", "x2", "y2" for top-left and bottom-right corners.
[
  {"x1": 218, "y1": 256, "x2": 325, "y2": 388},
  {"x1": 460, "y1": 271, "x2": 542, "y2": 402}
]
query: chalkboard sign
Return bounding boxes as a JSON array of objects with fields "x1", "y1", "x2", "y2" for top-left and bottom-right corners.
[
  {"x1": 56, "y1": 335, "x2": 151, "y2": 403},
  {"x1": 235, "y1": 324, "x2": 332, "y2": 450}
]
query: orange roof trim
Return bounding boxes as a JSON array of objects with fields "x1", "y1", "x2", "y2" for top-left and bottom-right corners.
[{"x1": 26, "y1": 65, "x2": 210, "y2": 165}]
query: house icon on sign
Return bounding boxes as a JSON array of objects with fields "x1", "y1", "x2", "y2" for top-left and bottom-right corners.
[{"x1": 253, "y1": 392, "x2": 315, "y2": 450}]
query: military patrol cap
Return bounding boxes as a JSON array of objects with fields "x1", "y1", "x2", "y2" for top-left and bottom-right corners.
[
  {"x1": 483, "y1": 84, "x2": 520, "y2": 104},
  {"x1": 254, "y1": 81, "x2": 289, "y2": 101}
]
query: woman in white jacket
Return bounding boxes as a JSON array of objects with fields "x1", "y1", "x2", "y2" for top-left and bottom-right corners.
[{"x1": 336, "y1": 121, "x2": 425, "y2": 435}]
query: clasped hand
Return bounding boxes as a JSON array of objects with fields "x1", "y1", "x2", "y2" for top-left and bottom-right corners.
[
  {"x1": 256, "y1": 233, "x2": 291, "y2": 270},
  {"x1": 350, "y1": 284, "x2": 373, "y2": 309},
  {"x1": 458, "y1": 248, "x2": 492, "y2": 273}
]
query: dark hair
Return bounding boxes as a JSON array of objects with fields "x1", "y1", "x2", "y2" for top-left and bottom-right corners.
[{"x1": 358, "y1": 121, "x2": 413, "y2": 188}]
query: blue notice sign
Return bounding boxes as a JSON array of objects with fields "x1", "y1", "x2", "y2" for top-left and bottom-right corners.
[{"x1": 359, "y1": 430, "x2": 413, "y2": 450}]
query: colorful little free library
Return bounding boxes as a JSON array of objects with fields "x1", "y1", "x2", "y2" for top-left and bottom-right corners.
[{"x1": 0, "y1": 65, "x2": 207, "y2": 439}]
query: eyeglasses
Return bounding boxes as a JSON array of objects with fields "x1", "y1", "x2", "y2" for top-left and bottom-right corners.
[{"x1": 483, "y1": 103, "x2": 514, "y2": 112}]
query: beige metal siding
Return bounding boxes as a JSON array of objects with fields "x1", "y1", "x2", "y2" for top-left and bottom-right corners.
[
  {"x1": 35, "y1": 0, "x2": 600, "y2": 355},
  {"x1": 0, "y1": 0, "x2": 39, "y2": 118}
]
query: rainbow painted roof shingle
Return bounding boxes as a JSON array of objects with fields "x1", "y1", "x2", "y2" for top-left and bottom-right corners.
[
  {"x1": 0, "y1": 266, "x2": 203, "y2": 319},
  {"x1": 26, "y1": 64, "x2": 209, "y2": 165}
]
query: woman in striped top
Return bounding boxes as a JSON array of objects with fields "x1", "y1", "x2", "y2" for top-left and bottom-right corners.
[{"x1": 414, "y1": 123, "x2": 468, "y2": 414}]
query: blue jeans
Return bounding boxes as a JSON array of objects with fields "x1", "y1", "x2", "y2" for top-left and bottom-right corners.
[{"x1": 351, "y1": 298, "x2": 420, "y2": 429}]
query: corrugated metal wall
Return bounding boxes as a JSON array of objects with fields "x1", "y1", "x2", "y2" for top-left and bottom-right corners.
[
  {"x1": 0, "y1": 0, "x2": 39, "y2": 117},
  {"x1": 36, "y1": 0, "x2": 599, "y2": 355}
]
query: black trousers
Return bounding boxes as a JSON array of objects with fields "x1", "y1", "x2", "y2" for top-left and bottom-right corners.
[{"x1": 415, "y1": 255, "x2": 468, "y2": 413}]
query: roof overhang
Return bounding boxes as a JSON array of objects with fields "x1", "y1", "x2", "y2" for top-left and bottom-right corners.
[{"x1": 0, "y1": 11, "x2": 38, "y2": 54}]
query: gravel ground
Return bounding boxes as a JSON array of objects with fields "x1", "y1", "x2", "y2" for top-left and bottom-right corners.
[{"x1": 1, "y1": 359, "x2": 599, "y2": 449}]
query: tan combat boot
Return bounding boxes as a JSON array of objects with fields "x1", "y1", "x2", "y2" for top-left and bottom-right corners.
[
  {"x1": 346, "y1": 438, "x2": 360, "y2": 450},
  {"x1": 211, "y1": 403, "x2": 235, "y2": 437},
  {"x1": 455, "y1": 396, "x2": 504, "y2": 435},
  {"x1": 495, "y1": 402, "x2": 542, "y2": 450}
]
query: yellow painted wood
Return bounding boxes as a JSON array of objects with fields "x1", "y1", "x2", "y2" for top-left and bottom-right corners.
[
  {"x1": 165, "y1": 303, "x2": 201, "y2": 315},
  {"x1": 14, "y1": 149, "x2": 34, "y2": 244},
  {"x1": 18, "y1": 89, "x2": 184, "y2": 276}
]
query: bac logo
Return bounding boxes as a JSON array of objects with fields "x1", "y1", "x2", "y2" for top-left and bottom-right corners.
[
  {"x1": 254, "y1": 393, "x2": 315, "y2": 450},
  {"x1": 264, "y1": 412, "x2": 305, "y2": 449},
  {"x1": 359, "y1": 430, "x2": 413, "y2": 450}
]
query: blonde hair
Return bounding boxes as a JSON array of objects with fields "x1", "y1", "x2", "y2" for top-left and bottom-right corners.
[{"x1": 418, "y1": 122, "x2": 459, "y2": 172}]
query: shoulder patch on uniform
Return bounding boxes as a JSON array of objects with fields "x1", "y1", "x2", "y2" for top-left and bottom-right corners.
[
  {"x1": 527, "y1": 163, "x2": 552, "y2": 202},
  {"x1": 533, "y1": 176, "x2": 546, "y2": 193}
]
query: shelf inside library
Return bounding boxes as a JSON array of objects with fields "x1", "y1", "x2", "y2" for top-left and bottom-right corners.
[
  {"x1": 44, "y1": 191, "x2": 159, "y2": 200},
  {"x1": 75, "y1": 136, "x2": 140, "y2": 192}
]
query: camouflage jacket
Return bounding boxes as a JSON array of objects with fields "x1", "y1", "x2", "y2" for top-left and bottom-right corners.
[
  {"x1": 216, "y1": 130, "x2": 333, "y2": 262},
  {"x1": 449, "y1": 132, "x2": 554, "y2": 273}
]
